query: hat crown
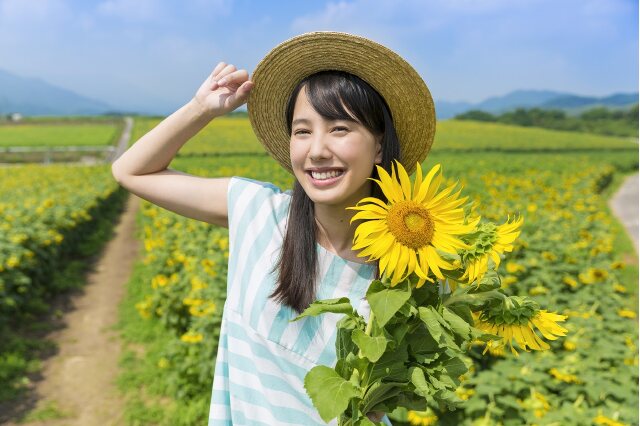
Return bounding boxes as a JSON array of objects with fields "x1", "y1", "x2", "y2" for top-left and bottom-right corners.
[{"x1": 247, "y1": 31, "x2": 436, "y2": 176}]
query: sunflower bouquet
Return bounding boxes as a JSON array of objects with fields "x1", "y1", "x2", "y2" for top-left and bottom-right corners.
[{"x1": 292, "y1": 160, "x2": 569, "y2": 425}]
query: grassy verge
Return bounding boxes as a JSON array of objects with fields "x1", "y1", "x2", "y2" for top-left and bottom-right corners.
[{"x1": 602, "y1": 171, "x2": 639, "y2": 306}]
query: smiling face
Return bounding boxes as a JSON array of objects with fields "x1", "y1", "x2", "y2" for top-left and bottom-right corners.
[{"x1": 289, "y1": 85, "x2": 383, "y2": 209}]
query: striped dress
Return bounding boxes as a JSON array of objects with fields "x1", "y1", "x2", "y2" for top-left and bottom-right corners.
[{"x1": 209, "y1": 176, "x2": 443, "y2": 425}]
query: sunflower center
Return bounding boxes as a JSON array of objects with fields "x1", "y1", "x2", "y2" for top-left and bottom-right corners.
[{"x1": 386, "y1": 200, "x2": 434, "y2": 249}]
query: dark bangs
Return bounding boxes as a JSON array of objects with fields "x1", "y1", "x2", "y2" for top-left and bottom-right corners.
[{"x1": 285, "y1": 70, "x2": 389, "y2": 138}]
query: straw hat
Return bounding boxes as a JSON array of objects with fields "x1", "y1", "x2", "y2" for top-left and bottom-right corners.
[{"x1": 246, "y1": 31, "x2": 436, "y2": 176}]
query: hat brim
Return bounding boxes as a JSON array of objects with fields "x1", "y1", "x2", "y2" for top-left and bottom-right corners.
[{"x1": 247, "y1": 31, "x2": 436, "y2": 176}]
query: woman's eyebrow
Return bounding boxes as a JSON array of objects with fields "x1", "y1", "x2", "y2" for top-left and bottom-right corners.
[
  {"x1": 292, "y1": 117, "x2": 357, "y2": 127},
  {"x1": 292, "y1": 118, "x2": 311, "y2": 126}
]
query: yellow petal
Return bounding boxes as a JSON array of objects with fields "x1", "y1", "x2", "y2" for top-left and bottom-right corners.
[
  {"x1": 415, "y1": 164, "x2": 441, "y2": 203},
  {"x1": 425, "y1": 245, "x2": 445, "y2": 279},
  {"x1": 413, "y1": 162, "x2": 423, "y2": 200},
  {"x1": 351, "y1": 210, "x2": 386, "y2": 221},
  {"x1": 423, "y1": 171, "x2": 443, "y2": 202},
  {"x1": 395, "y1": 159, "x2": 413, "y2": 201},
  {"x1": 349, "y1": 196, "x2": 389, "y2": 210},
  {"x1": 521, "y1": 326, "x2": 543, "y2": 350}
]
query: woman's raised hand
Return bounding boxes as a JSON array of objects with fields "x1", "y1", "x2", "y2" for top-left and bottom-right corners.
[{"x1": 192, "y1": 61, "x2": 254, "y2": 119}]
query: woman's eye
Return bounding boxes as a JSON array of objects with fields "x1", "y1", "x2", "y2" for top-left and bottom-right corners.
[{"x1": 293, "y1": 127, "x2": 348, "y2": 135}]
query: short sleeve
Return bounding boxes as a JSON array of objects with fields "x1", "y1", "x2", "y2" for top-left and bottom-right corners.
[{"x1": 226, "y1": 176, "x2": 291, "y2": 245}]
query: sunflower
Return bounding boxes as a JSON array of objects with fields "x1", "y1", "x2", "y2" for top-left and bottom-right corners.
[
  {"x1": 474, "y1": 308, "x2": 569, "y2": 357},
  {"x1": 407, "y1": 409, "x2": 438, "y2": 426},
  {"x1": 346, "y1": 160, "x2": 479, "y2": 287},
  {"x1": 460, "y1": 215, "x2": 524, "y2": 284}
]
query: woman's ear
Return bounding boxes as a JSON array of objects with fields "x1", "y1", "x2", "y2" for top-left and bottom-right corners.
[{"x1": 374, "y1": 136, "x2": 383, "y2": 164}]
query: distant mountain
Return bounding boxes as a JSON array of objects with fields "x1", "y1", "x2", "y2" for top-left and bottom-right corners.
[
  {"x1": 435, "y1": 89, "x2": 638, "y2": 119},
  {"x1": 542, "y1": 92, "x2": 638, "y2": 108},
  {"x1": 0, "y1": 68, "x2": 115, "y2": 116},
  {"x1": 1, "y1": 68, "x2": 637, "y2": 120}
]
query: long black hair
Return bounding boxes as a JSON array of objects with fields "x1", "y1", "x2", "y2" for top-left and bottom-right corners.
[{"x1": 269, "y1": 70, "x2": 402, "y2": 313}]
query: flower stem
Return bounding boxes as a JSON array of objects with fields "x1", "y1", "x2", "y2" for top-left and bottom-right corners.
[
  {"x1": 365, "y1": 311, "x2": 375, "y2": 336},
  {"x1": 357, "y1": 310, "x2": 375, "y2": 359}
]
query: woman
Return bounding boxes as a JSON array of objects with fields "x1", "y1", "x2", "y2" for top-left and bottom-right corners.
[{"x1": 112, "y1": 31, "x2": 436, "y2": 425}]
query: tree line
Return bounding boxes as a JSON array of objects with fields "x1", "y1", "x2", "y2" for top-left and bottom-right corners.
[{"x1": 454, "y1": 104, "x2": 638, "y2": 138}]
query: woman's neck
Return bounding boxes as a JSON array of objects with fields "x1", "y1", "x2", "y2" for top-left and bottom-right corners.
[{"x1": 313, "y1": 203, "x2": 360, "y2": 255}]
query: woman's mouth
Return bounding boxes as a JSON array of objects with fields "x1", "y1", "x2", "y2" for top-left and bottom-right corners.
[{"x1": 306, "y1": 169, "x2": 345, "y2": 187}]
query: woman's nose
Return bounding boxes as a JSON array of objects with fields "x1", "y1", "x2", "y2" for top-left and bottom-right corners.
[{"x1": 308, "y1": 132, "x2": 332, "y2": 161}]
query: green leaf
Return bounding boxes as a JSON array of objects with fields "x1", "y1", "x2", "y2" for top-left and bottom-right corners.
[
  {"x1": 418, "y1": 306, "x2": 443, "y2": 342},
  {"x1": 441, "y1": 353, "x2": 470, "y2": 379},
  {"x1": 290, "y1": 297, "x2": 354, "y2": 322},
  {"x1": 409, "y1": 366, "x2": 432, "y2": 398},
  {"x1": 468, "y1": 269, "x2": 501, "y2": 293},
  {"x1": 411, "y1": 279, "x2": 441, "y2": 306},
  {"x1": 433, "y1": 387, "x2": 464, "y2": 410},
  {"x1": 442, "y1": 307, "x2": 472, "y2": 340},
  {"x1": 366, "y1": 280, "x2": 412, "y2": 328},
  {"x1": 369, "y1": 340, "x2": 409, "y2": 383},
  {"x1": 352, "y1": 329, "x2": 388, "y2": 363},
  {"x1": 446, "y1": 303, "x2": 474, "y2": 325},
  {"x1": 397, "y1": 301, "x2": 417, "y2": 317},
  {"x1": 345, "y1": 353, "x2": 370, "y2": 380},
  {"x1": 336, "y1": 315, "x2": 362, "y2": 361},
  {"x1": 361, "y1": 381, "x2": 403, "y2": 415},
  {"x1": 388, "y1": 322, "x2": 410, "y2": 349},
  {"x1": 414, "y1": 352, "x2": 440, "y2": 364},
  {"x1": 304, "y1": 365, "x2": 361, "y2": 423},
  {"x1": 395, "y1": 391, "x2": 428, "y2": 411},
  {"x1": 406, "y1": 322, "x2": 440, "y2": 354}
]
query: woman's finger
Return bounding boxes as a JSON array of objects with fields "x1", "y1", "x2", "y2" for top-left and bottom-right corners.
[
  {"x1": 210, "y1": 61, "x2": 227, "y2": 80},
  {"x1": 215, "y1": 64, "x2": 237, "y2": 81},
  {"x1": 218, "y1": 69, "x2": 249, "y2": 86}
]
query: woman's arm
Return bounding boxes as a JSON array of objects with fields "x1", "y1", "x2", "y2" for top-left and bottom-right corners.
[
  {"x1": 111, "y1": 62, "x2": 253, "y2": 228},
  {"x1": 111, "y1": 99, "x2": 214, "y2": 179}
]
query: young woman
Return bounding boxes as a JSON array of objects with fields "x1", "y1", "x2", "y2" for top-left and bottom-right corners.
[{"x1": 112, "y1": 31, "x2": 436, "y2": 426}]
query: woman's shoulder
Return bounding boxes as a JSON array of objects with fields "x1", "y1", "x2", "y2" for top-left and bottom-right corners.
[
  {"x1": 228, "y1": 176, "x2": 291, "y2": 226},
  {"x1": 229, "y1": 176, "x2": 292, "y2": 198}
]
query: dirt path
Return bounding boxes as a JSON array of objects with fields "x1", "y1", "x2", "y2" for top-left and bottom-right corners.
[
  {"x1": 1, "y1": 116, "x2": 139, "y2": 426},
  {"x1": 609, "y1": 173, "x2": 639, "y2": 253},
  {"x1": 111, "y1": 116, "x2": 134, "y2": 162},
  {"x1": 2, "y1": 193, "x2": 141, "y2": 426}
]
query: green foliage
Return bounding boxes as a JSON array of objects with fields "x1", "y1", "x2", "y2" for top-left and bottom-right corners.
[
  {"x1": 454, "y1": 104, "x2": 639, "y2": 138},
  {"x1": 302, "y1": 272, "x2": 509, "y2": 424},
  {"x1": 304, "y1": 365, "x2": 361, "y2": 422},
  {"x1": 291, "y1": 297, "x2": 356, "y2": 321},
  {"x1": 366, "y1": 279, "x2": 412, "y2": 327}
]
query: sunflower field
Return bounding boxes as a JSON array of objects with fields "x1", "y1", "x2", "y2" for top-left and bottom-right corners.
[
  {"x1": 0, "y1": 163, "x2": 127, "y2": 401},
  {"x1": 116, "y1": 116, "x2": 638, "y2": 426}
]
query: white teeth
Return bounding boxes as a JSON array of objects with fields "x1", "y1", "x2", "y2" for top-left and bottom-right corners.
[{"x1": 311, "y1": 170, "x2": 344, "y2": 180}]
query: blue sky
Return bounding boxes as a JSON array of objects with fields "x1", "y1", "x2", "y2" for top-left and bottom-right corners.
[{"x1": 0, "y1": 0, "x2": 637, "y2": 115}]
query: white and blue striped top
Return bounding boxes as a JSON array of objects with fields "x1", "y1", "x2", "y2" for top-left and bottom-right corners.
[{"x1": 208, "y1": 176, "x2": 448, "y2": 425}]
